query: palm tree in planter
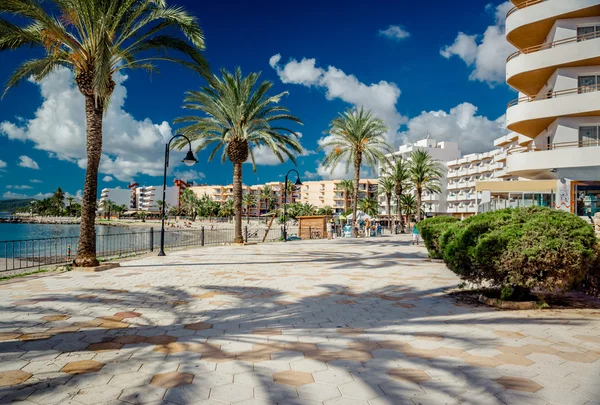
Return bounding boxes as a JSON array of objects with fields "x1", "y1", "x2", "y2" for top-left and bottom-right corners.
[
  {"x1": 378, "y1": 176, "x2": 395, "y2": 225},
  {"x1": 242, "y1": 193, "x2": 257, "y2": 224},
  {"x1": 174, "y1": 68, "x2": 303, "y2": 243},
  {"x1": 409, "y1": 150, "x2": 443, "y2": 222},
  {"x1": 388, "y1": 156, "x2": 411, "y2": 231},
  {"x1": 0, "y1": 0, "x2": 209, "y2": 267},
  {"x1": 319, "y1": 107, "x2": 390, "y2": 228},
  {"x1": 336, "y1": 179, "x2": 354, "y2": 214}
]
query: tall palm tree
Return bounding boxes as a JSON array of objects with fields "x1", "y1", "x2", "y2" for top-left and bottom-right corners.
[
  {"x1": 378, "y1": 176, "x2": 395, "y2": 222},
  {"x1": 317, "y1": 206, "x2": 334, "y2": 216},
  {"x1": 53, "y1": 187, "x2": 65, "y2": 215},
  {"x1": 388, "y1": 156, "x2": 411, "y2": 231},
  {"x1": 319, "y1": 107, "x2": 390, "y2": 227},
  {"x1": 409, "y1": 150, "x2": 443, "y2": 222},
  {"x1": 101, "y1": 199, "x2": 113, "y2": 220},
  {"x1": 401, "y1": 193, "x2": 417, "y2": 231},
  {"x1": 174, "y1": 68, "x2": 303, "y2": 243},
  {"x1": 242, "y1": 193, "x2": 256, "y2": 224},
  {"x1": 65, "y1": 196, "x2": 75, "y2": 217},
  {"x1": 1, "y1": 0, "x2": 208, "y2": 267},
  {"x1": 260, "y1": 185, "x2": 273, "y2": 216},
  {"x1": 336, "y1": 179, "x2": 354, "y2": 214},
  {"x1": 179, "y1": 189, "x2": 197, "y2": 219},
  {"x1": 358, "y1": 197, "x2": 379, "y2": 217}
]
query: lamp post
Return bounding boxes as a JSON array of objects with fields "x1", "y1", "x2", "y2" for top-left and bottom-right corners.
[
  {"x1": 158, "y1": 135, "x2": 197, "y2": 256},
  {"x1": 282, "y1": 169, "x2": 302, "y2": 242}
]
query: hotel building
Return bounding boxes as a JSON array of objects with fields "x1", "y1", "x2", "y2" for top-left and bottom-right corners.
[
  {"x1": 504, "y1": 0, "x2": 600, "y2": 216},
  {"x1": 99, "y1": 180, "x2": 192, "y2": 214}
]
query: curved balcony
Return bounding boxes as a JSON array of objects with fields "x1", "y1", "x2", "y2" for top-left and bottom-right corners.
[
  {"x1": 506, "y1": 85, "x2": 600, "y2": 137},
  {"x1": 506, "y1": 143, "x2": 600, "y2": 178},
  {"x1": 507, "y1": 33, "x2": 600, "y2": 96},
  {"x1": 506, "y1": 0, "x2": 600, "y2": 49}
]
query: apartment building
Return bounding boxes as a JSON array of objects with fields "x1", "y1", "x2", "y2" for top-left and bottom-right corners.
[
  {"x1": 99, "y1": 187, "x2": 130, "y2": 210},
  {"x1": 380, "y1": 139, "x2": 462, "y2": 216},
  {"x1": 297, "y1": 180, "x2": 378, "y2": 214},
  {"x1": 99, "y1": 179, "x2": 190, "y2": 213},
  {"x1": 504, "y1": 0, "x2": 600, "y2": 216}
]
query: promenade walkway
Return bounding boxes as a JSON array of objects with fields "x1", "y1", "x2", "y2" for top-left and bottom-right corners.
[{"x1": 0, "y1": 235, "x2": 599, "y2": 404}]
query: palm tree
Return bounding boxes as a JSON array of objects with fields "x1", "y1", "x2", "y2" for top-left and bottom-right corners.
[
  {"x1": 401, "y1": 193, "x2": 417, "y2": 231},
  {"x1": 174, "y1": 68, "x2": 303, "y2": 243},
  {"x1": 219, "y1": 199, "x2": 235, "y2": 219},
  {"x1": 52, "y1": 187, "x2": 65, "y2": 215},
  {"x1": 260, "y1": 185, "x2": 273, "y2": 216},
  {"x1": 65, "y1": 196, "x2": 75, "y2": 217},
  {"x1": 358, "y1": 197, "x2": 379, "y2": 217},
  {"x1": 388, "y1": 156, "x2": 411, "y2": 231},
  {"x1": 378, "y1": 176, "x2": 395, "y2": 223},
  {"x1": 409, "y1": 150, "x2": 443, "y2": 222},
  {"x1": 284, "y1": 180, "x2": 296, "y2": 204},
  {"x1": 101, "y1": 199, "x2": 113, "y2": 220},
  {"x1": 179, "y1": 189, "x2": 197, "y2": 219},
  {"x1": 319, "y1": 107, "x2": 390, "y2": 228},
  {"x1": 242, "y1": 193, "x2": 257, "y2": 224},
  {"x1": 317, "y1": 206, "x2": 334, "y2": 216},
  {"x1": 336, "y1": 179, "x2": 354, "y2": 214},
  {"x1": 1, "y1": 0, "x2": 208, "y2": 267}
]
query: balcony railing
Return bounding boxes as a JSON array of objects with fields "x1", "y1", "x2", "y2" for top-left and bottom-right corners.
[
  {"x1": 507, "y1": 84, "x2": 600, "y2": 107},
  {"x1": 507, "y1": 31, "x2": 600, "y2": 62},
  {"x1": 506, "y1": 0, "x2": 545, "y2": 18}
]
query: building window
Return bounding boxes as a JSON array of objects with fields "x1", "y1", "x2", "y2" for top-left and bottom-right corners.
[
  {"x1": 579, "y1": 126, "x2": 600, "y2": 147},
  {"x1": 578, "y1": 75, "x2": 600, "y2": 93},
  {"x1": 577, "y1": 26, "x2": 600, "y2": 41}
]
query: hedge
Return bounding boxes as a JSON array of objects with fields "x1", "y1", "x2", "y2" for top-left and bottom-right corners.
[
  {"x1": 417, "y1": 216, "x2": 459, "y2": 259},
  {"x1": 438, "y1": 207, "x2": 599, "y2": 294}
]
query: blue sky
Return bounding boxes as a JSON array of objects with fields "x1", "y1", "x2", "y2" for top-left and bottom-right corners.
[{"x1": 0, "y1": 0, "x2": 516, "y2": 200}]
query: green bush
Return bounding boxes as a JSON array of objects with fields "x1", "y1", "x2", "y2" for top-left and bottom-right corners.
[
  {"x1": 417, "y1": 216, "x2": 459, "y2": 259},
  {"x1": 441, "y1": 207, "x2": 598, "y2": 294}
]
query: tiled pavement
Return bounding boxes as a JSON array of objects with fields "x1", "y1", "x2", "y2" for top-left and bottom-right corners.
[{"x1": 0, "y1": 235, "x2": 599, "y2": 405}]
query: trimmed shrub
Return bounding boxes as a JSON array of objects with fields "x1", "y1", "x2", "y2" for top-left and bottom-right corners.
[
  {"x1": 417, "y1": 216, "x2": 459, "y2": 259},
  {"x1": 441, "y1": 207, "x2": 599, "y2": 294}
]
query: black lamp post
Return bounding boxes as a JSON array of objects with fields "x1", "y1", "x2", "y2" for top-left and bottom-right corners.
[
  {"x1": 158, "y1": 135, "x2": 197, "y2": 256},
  {"x1": 282, "y1": 169, "x2": 302, "y2": 242}
]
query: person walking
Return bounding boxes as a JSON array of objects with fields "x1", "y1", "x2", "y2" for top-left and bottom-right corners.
[
  {"x1": 326, "y1": 220, "x2": 333, "y2": 240},
  {"x1": 412, "y1": 225, "x2": 419, "y2": 245}
]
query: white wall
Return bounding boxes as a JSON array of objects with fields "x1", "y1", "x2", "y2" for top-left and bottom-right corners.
[
  {"x1": 532, "y1": 116, "x2": 600, "y2": 149},
  {"x1": 99, "y1": 188, "x2": 130, "y2": 209},
  {"x1": 546, "y1": 17, "x2": 600, "y2": 43}
]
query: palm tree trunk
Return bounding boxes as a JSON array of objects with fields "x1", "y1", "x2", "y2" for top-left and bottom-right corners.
[
  {"x1": 387, "y1": 194, "x2": 391, "y2": 227},
  {"x1": 352, "y1": 156, "x2": 361, "y2": 233},
  {"x1": 417, "y1": 188, "x2": 422, "y2": 223},
  {"x1": 396, "y1": 193, "x2": 402, "y2": 233},
  {"x1": 233, "y1": 162, "x2": 244, "y2": 243},
  {"x1": 75, "y1": 95, "x2": 102, "y2": 267}
]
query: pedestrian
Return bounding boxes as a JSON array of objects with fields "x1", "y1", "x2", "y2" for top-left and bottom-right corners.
[
  {"x1": 326, "y1": 220, "x2": 333, "y2": 240},
  {"x1": 412, "y1": 224, "x2": 419, "y2": 245}
]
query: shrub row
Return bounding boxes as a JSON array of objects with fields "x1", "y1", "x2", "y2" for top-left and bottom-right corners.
[{"x1": 418, "y1": 207, "x2": 600, "y2": 294}]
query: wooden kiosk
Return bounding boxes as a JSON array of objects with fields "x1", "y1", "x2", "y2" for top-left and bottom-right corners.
[{"x1": 297, "y1": 215, "x2": 332, "y2": 239}]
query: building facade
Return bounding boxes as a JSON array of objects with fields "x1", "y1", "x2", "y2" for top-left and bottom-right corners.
[
  {"x1": 297, "y1": 180, "x2": 378, "y2": 214},
  {"x1": 99, "y1": 180, "x2": 191, "y2": 214},
  {"x1": 505, "y1": 0, "x2": 600, "y2": 216}
]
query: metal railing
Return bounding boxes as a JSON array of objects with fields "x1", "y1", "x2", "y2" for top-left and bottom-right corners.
[
  {"x1": 506, "y1": 0, "x2": 546, "y2": 18},
  {"x1": 0, "y1": 225, "x2": 285, "y2": 273},
  {"x1": 507, "y1": 84, "x2": 600, "y2": 107},
  {"x1": 507, "y1": 31, "x2": 600, "y2": 62}
]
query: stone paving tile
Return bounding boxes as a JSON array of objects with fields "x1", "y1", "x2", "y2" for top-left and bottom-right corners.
[{"x1": 0, "y1": 236, "x2": 599, "y2": 404}]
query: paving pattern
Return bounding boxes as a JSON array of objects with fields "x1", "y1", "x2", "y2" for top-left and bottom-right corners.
[{"x1": 0, "y1": 235, "x2": 599, "y2": 405}]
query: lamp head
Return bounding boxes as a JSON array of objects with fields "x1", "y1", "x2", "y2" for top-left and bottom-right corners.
[
  {"x1": 295, "y1": 177, "x2": 303, "y2": 187},
  {"x1": 182, "y1": 150, "x2": 197, "y2": 167}
]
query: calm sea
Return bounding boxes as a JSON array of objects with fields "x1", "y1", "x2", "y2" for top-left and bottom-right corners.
[{"x1": 0, "y1": 221, "x2": 138, "y2": 242}]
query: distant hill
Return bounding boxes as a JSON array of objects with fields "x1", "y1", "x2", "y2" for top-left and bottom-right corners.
[{"x1": 0, "y1": 198, "x2": 36, "y2": 214}]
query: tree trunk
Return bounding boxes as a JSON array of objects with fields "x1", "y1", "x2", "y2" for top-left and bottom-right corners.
[
  {"x1": 75, "y1": 95, "x2": 103, "y2": 267},
  {"x1": 417, "y1": 187, "x2": 422, "y2": 223},
  {"x1": 352, "y1": 155, "x2": 362, "y2": 234},
  {"x1": 233, "y1": 162, "x2": 244, "y2": 243},
  {"x1": 396, "y1": 192, "x2": 403, "y2": 233},
  {"x1": 386, "y1": 194, "x2": 391, "y2": 227}
]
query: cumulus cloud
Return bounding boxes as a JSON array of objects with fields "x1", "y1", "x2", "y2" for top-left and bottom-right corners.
[
  {"x1": 440, "y1": 2, "x2": 515, "y2": 87},
  {"x1": 6, "y1": 185, "x2": 32, "y2": 190},
  {"x1": 30, "y1": 179, "x2": 42, "y2": 183},
  {"x1": 401, "y1": 102, "x2": 508, "y2": 154},
  {"x1": 102, "y1": 176, "x2": 114, "y2": 182},
  {"x1": 0, "y1": 67, "x2": 184, "y2": 181},
  {"x1": 18, "y1": 155, "x2": 39, "y2": 170},
  {"x1": 2, "y1": 191, "x2": 53, "y2": 200},
  {"x1": 270, "y1": 55, "x2": 407, "y2": 144},
  {"x1": 379, "y1": 25, "x2": 411, "y2": 41},
  {"x1": 0, "y1": 160, "x2": 6, "y2": 169},
  {"x1": 172, "y1": 169, "x2": 205, "y2": 182},
  {"x1": 244, "y1": 133, "x2": 314, "y2": 166}
]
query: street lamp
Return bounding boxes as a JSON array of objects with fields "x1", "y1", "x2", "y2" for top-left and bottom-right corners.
[
  {"x1": 282, "y1": 169, "x2": 302, "y2": 242},
  {"x1": 158, "y1": 135, "x2": 197, "y2": 256}
]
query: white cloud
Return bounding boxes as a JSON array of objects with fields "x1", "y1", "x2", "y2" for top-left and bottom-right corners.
[
  {"x1": 379, "y1": 25, "x2": 411, "y2": 41},
  {"x1": 0, "y1": 67, "x2": 185, "y2": 182},
  {"x1": 2, "y1": 191, "x2": 53, "y2": 200},
  {"x1": 102, "y1": 175, "x2": 114, "y2": 182},
  {"x1": 270, "y1": 55, "x2": 407, "y2": 144},
  {"x1": 30, "y1": 179, "x2": 42, "y2": 183},
  {"x1": 440, "y1": 2, "x2": 515, "y2": 87},
  {"x1": 401, "y1": 102, "x2": 508, "y2": 154},
  {"x1": 6, "y1": 185, "x2": 32, "y2": 190},
  {"x1": 18, "y1": 155, "x2": 39, "y2": 170},
  {"x1": 244, "y1": 133, "x2": 314, "y2": 166},
  {"x1": 172, "y1": 169, "x2": 205, "y2": 182},
  {"x1": 0, "y1": 160, "x2": 6, "y2": 169}
]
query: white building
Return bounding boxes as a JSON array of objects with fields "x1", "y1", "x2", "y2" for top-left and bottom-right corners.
[
  {"x1": 99, "y1": 187, "x2": 130, "y2": 212},
  {"x1": 99, "y1": 180, "x2": 191, "y2": 214},
  {"x1": 504, "y1": 0, "x2": 600, "y2": 216},
  {"x1": 380, "y1": 139, "x2": 461, "y2": 216}
]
